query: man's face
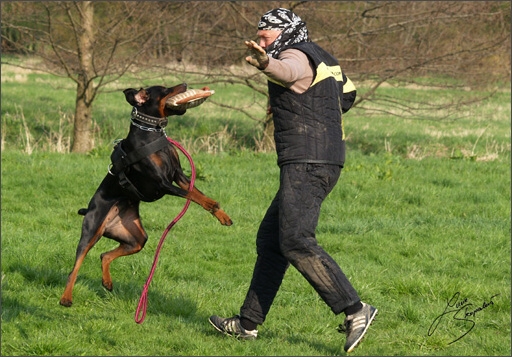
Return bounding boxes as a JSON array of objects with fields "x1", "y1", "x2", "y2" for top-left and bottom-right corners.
[{"x1": 257, "y1": 29, "x2": 282, "y2": 49}]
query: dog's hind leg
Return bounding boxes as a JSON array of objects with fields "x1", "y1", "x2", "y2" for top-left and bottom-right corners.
[
  {"x1": 100, "y1": 201, "x2": 148, "y2": 292},
  {"x1": 60, "y1": 200, "x2": 119, "y2": 307}
]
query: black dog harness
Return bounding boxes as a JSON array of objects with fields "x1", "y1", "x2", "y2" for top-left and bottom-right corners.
[{"x1": 108, "y1": 108, "x2": 170, "y2": 200}]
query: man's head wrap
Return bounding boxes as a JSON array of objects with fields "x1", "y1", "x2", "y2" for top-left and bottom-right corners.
[{"x1": 257, "y1": 8, "x2": 309, "y2": 59}]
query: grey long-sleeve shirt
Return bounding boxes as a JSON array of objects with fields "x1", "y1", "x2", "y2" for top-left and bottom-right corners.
[
  {"x1": 262, "y1": 49, "x2": 313, "y2": 94},
  {"x1": 262, "y1": 48, "x2": 357, "y2": 100}
]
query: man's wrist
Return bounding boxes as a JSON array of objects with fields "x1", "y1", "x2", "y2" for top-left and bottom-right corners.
[{"x1": 258, "y1": 60, "x2": 269, "y2": 70}]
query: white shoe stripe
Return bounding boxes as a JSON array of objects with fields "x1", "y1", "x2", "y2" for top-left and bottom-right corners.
[
  {"x1": 226, "y1": 320, "x2": 237, "y2": 333},
  {"x1": 352, "y1": 321, "x2": 366, "y2": 330}
]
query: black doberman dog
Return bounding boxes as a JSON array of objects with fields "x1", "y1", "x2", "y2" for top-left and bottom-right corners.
[{"x1": 60, "y1": 83, "x2": 232, "y2": 307}]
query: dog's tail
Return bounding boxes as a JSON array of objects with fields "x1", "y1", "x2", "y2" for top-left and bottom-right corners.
[{"x1": 77, "y1": 208, "x2": 88, "y2": 216}]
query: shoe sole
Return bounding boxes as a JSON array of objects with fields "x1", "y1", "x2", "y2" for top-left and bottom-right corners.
[{"x1": 345, "y1": 308, "x2": 378, "y2": 353}]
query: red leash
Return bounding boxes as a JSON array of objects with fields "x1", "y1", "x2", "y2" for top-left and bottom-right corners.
[{"x1": 134, "y1": 137, "x2": 195, "y2": 324}]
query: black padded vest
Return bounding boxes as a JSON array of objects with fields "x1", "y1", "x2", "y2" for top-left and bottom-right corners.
[{"x1": 268, "y1": 42, "x2": 349, "y2": 167}]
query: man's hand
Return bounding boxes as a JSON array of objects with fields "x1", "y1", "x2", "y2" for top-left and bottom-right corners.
[{"x1": 245, "y1": 40, "x2": 269, "y2": 70}]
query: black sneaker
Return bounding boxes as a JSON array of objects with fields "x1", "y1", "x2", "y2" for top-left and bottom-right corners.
[
  {"x1": 338, "y1": 302, "x2": 378, "y2": 353},
  {"x1": 209, "y1": 315, "x2": 258, "y2": 339}
]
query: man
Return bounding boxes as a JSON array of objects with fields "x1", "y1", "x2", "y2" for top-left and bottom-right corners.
[{"x1": 209, "y1": 8, "x2": 377, "y2": 353}]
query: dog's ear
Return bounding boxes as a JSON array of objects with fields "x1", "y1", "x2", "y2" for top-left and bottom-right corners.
[{"x1": 123, "y1": 88, "x2": 149, "y2": 107}]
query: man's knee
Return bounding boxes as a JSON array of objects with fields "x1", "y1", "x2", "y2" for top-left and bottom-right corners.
[{"x1": 280, "y1": 236, "x2": 317, "y2": 263}]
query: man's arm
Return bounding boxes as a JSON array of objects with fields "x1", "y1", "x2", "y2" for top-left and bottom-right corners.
[
  {"x1": 245, "y1": 40, "x2": 312, "y2": 93},
  {"x1": 262, "y1": 49, "x2": 312, "y2": 92}
]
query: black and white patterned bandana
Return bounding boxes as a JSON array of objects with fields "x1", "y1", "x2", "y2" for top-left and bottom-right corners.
[{"x1": 257, "y1": 8, "x2": 309, "y2": 59}]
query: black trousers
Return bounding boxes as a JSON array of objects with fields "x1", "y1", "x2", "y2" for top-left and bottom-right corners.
[{"x1": 239, "y1": 163, "x2": 361, "y2": 325}]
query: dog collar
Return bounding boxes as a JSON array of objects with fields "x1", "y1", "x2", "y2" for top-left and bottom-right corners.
[{"x1": 131, "y1": 107, "x2": 168, "y2": 128}]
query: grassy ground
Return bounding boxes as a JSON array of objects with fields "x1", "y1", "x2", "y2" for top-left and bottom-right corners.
[
  {"x1": 1, "y1": 63, "x2": 511, "y2": 355},
  {"x1": 2, "y1": 149, "x2": 510, "y2": 356}
]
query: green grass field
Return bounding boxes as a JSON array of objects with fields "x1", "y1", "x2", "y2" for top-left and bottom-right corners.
[{"x1": 1, "y1": 63, "x2": 510, "y2": 356}]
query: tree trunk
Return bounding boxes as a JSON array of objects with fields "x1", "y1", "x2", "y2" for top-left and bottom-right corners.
[
  {"x1": 71, "y1": 1, "x2": 95, "y2": 153},
  {"x1": 261, "y1": 113, "x2": 275, "y2": 152},
  {"x1": 72, "y1": 81, "x2": 94, "y2": 153}
]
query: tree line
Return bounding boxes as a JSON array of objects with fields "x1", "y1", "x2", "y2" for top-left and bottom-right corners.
[{"x1": 2, "y1": 1, "x2": 510, "y2": 152}]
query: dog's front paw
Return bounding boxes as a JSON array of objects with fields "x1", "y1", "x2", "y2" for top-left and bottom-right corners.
[{"x1": 214, "y1": 209, "x2": 233, "y2": 226}]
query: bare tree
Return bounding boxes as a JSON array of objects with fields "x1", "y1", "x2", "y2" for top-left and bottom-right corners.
[
  {"x1": 2, "y1": 1, "x2": 509, "y2": 152},
  {"x1": 150, "y1": 1, "x2": 509, "y2": 145},
  {"x1": 1, "y1": 1, "x2": 198, "y2": 152},
  {"x1": 70, "y1": 1, "x2": 94, "y2": 152}
]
